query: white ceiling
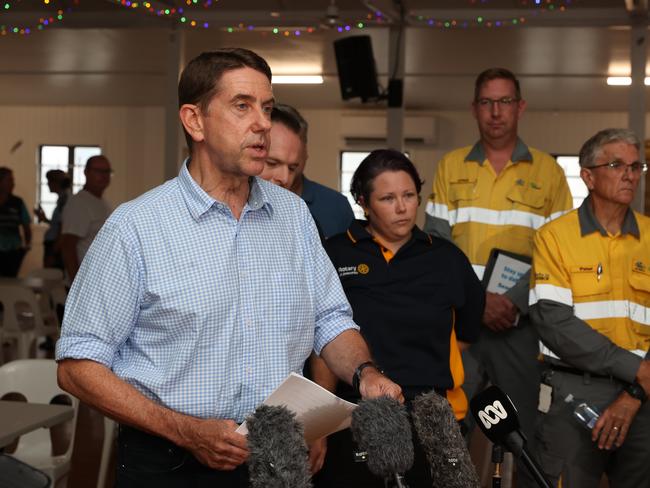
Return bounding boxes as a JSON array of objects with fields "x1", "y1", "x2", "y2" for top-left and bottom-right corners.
[{"x1": 0, "y1": 0, "x2": 649, "y2": 111}]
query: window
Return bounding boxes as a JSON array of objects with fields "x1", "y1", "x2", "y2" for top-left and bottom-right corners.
[
  {"x1": 555, "y1": 155, "x2": 588, "y2": 209},
  {"x1": 37, "y1": 145, "x2": 101, "y2": 219}
]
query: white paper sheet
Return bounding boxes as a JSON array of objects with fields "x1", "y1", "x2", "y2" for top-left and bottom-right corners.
[{"x1": 236, "y1": 372, "x2": 357, "y2": 444}]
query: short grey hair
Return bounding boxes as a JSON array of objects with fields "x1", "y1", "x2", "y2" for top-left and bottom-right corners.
[{"x1": 579, "y1": 128, "x2": 641, "y2": 168}]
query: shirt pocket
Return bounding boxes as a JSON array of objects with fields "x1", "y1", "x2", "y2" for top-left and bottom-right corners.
[
  {"x1": 506, "y1": 186, "x2": 545, "y2": 211},
  {"x1": 570, "y1": 264, "x2": 612, "y2": 298},
  {"x1": 448, "y1": 180, "x2": 478, "y2": 205},
  {"x1": 629, "y1": 263, "x2": 650, "y2": 337}
]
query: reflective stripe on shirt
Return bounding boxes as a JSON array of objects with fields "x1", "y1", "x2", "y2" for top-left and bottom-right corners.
[
  {"x1": 529, "y1": 284, "x2": 573, "y2": 307},
  {"x1": 574, "y1": 300, "x2": 650, "y2": 326}
]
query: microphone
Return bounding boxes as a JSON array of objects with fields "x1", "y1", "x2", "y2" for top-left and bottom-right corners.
[
  {"x1": 469, "y1": 386, "x2": 553, "y2": 488},
  {"x1": 411, "y1": 391, "x2": 480, "y2": 488},
  {"x1": 350, "y1": 396, "x2": 414, "y2": 488},
  {"x1": 246, "y1": 404, "x2": 312, "y2": 488}
]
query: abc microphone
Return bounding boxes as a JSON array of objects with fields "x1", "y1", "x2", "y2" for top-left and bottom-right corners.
[
  {"x1": 469, "y1": 386, "x2": 552, "y2": 488},
  {"x1": 351, "y1": 396, "x2": 414, "y2": 488},
  {"x1": 246, "y1": 404, "x2": 312, "y2": 488},
  {"x1": 411, "y1": 392, "x2": 480, "y2": 488}
]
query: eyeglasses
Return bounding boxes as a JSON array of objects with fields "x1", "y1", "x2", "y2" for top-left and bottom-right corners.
[
  {"x1": 585, "y1": 160, "x2": 648, "y2": 174},
  {"x1": 475, "y1": 97, "x2": 520, "y2": 109}
]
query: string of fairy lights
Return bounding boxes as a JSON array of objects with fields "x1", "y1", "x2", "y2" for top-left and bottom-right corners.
[{"x1": 1, "y1": 0, "x2": 574, "y2": 36}]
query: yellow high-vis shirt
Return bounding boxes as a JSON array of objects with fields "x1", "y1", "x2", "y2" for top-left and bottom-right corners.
[
  {"x1": 530, "y1": 202, "x2": 650, "y2": 360},
  {"x1": 426, "y1": 140, "x2": 573, "y2": 280}
]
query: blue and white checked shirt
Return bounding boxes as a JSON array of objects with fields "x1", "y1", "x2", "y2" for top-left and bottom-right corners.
[{"x1": 56, "y1": 161, "x2": 357, "y2": 422}]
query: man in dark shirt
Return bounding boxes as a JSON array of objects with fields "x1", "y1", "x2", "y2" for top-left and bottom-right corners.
[
  {"x1": 0, "y1": 167, "x2": 31, "y2": 277},
  {"x1": 260, "y1": 104, "x2": 354, "y2": 239}
]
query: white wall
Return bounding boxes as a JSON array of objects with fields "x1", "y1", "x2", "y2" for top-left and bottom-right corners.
[
  {"x1": 0, "y1": 106, "x2": 165, "y2": 273},
  {"x1": 0, "y1": 105, "x2": 641, "y2": 274}
]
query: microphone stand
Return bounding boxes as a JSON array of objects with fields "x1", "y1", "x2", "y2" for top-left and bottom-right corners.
[
  {"x1": 385, "y1": 473, "x2": 409, "y2": 488},
  {"x1": 491, "y1": 444, "x2": 504, "y2": 488},
  {"x1": 502, "y1": 432, "x2": 553, "y2": 488}
]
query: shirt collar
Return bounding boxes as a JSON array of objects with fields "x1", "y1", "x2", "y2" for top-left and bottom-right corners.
[
  {"x1": 178, "y1": 159, "x2": 272, "y2": 221},
  {"x1": 464, "y1": 137, "x2": 533, "y2": 166},
  {"x1": 345, "y1": 219, "x2": 432, "y2": 245},
  {"x1": 578, "y1": 195, "x2": 640, "y2": 238}
]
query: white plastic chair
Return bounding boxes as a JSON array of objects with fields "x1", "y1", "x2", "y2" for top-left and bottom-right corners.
[
  {"x1": 26, "y1": 268, "x2": 64, "y2": 281},
  {"x1": 0, "y1": 359, "x2": 80, "y2": 487},
  {"x1": 25, "y1": 268, "x2": 67, "y2": 327},
  {"x1": 96, "y1": 418, "x2": 116, "y2": 488},
  {"x1": 0, "y1": 284, "x2": 39, "y2": 359}
]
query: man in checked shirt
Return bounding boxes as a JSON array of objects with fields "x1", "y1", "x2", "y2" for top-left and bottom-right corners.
[{"x1": 56, "y1": 48, "x2": 401, "y2": 487}]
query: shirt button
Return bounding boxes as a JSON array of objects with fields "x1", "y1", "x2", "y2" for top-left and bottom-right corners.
[{"x1": 246, "y1": 367, "x2": 252, "y2": 375}]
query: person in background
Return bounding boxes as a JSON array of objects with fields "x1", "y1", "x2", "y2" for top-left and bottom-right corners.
[
  {"x1": 313, "y1": 149, "x2": 484, "y2": 487},
  {"x1": 55, "y1": 48, "x2": 402, "y2": 487},
  {"x1": 263, "y1": 103, "x2": 354, "y2": 239},
  {"x1": 61, "y1": 155, "x2": 112, "y2": 282},
  {"x1": 35, "y1": 169, "x2": 71, "y2": 269},
  {"x1": 424, "y1": 68, "x2": 573, "y2": 465},
  {"x1": 530, "y1": 128, "x2": 650, "y2": 488},
  {"x1": 0, "y1": 166, "x2": 32, "y2": 277}
]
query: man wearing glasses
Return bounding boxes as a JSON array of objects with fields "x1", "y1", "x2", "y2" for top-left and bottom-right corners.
[
  {"x1": 529, "y1": 128, "x2": 650, "y2": 487},
  {"x1": 424, "y1": 68, "x2": 573, "y2": 472},
  {"x1": 61, "y1": 154, "x2": 113, "y2": 281}
]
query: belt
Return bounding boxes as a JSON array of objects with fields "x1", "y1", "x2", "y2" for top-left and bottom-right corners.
[{"x1": 546, "y1": 363, "x2": 612, "y2": 380}]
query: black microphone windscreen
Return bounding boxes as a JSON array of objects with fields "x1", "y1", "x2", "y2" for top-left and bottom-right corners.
[
  {"x1": 246, "y1": 404, "x2": 312, "y2": 488},
  {"x1": 411, "y1": 392, "x2": 480, "y2": 488},
  {"x1": 350, "y1": 396, "x2": 414, "y2": 478},
  {"x1": 469, "y1": 385, "x2": 521, "y2": 445}
]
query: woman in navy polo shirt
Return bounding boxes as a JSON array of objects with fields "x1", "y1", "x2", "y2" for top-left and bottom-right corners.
[{"x1": 312, "y1": 150, "x2": 484, "y2": 487}]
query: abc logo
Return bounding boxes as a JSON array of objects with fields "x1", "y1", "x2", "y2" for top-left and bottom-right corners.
[{"x1": 478, "y1": 400, "x2": 508, "y2": 429}]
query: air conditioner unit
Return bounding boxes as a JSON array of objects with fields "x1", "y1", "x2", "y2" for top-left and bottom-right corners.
[{"x1": 342, "y1": 114, "x2": 437, "y2": 147}]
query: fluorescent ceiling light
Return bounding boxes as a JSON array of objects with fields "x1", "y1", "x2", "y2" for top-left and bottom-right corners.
[
  {"x1": 606, "y1": 76, "x2": 650, "y2": 86},
  {"x1": 272, "y1": 75, "x2": 324, "y2": 85}
]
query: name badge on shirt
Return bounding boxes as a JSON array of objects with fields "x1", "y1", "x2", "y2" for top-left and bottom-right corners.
[{"x1": 538, "y1": 383, "x2": 552, "y2": 414}]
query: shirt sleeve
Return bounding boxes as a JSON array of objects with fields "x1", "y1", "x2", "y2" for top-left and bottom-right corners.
[
  {"x1": 62, "y1": 196, "x2": 90, "y2": 238},
  {"x1": 423, "y1": 155, "x2": 453, "y2": 242},
  {"x1": 529, "y1": 225, "x2": 642, "y2": 382},
  {"x1": 18, "y1": 199, "x2": 30, "y2": 225},
  {"x1": 454, "y1": 246, "x2": 484, "y2": 344},
  {"x1": 547, "y1": 159, "x2": 575, "y2": 221},
  {"x1": 305, "y1": 209, "x2": 358, "y2": 354},
  {"x1": 504, "y1": 269, "x2": 531, "y2": 315},
  {"x1": 56, "y1": 217, "x2": 143, "y2": 368}
]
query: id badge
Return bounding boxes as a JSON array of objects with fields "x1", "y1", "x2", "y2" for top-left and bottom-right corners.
[{"x1": 538, "y1": 383, "x2": 552, "y2": 413}]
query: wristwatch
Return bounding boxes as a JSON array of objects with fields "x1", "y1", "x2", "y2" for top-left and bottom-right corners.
[
  {"x1": 352, "y1": 361, "x2": 381, "y2": 395},
  {"x1": 624, "y1": 382, "x2": 647, "y2": 403}
]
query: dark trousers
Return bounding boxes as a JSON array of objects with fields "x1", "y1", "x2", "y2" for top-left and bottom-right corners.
[
  {"x1": 0, "y1": 249, "x2": 25, "y2": 277},
  {"x1": 116, "y1": 425, "x2": 249, "y2": 488}
]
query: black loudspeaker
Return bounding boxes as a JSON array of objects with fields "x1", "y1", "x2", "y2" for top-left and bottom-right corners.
[{"x1": 333, "y1": 35, "x2": 380, "y2": 102}]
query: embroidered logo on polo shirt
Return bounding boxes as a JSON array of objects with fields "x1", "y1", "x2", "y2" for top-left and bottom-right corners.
[
  {"x1": 530, "y1": 182, "x2": 541, "y2": 190},
  {"x1": 515, "y1": 179, "x2": 525, "y2": 186},
  {"x1": 535, "y1": 272, "x2": 550, "y2": 281},
  {"x1": 357, "y1": 264, "x2": 370, "y2": 274},
  {"x1": 338, "y1": 266, "x2": 358, "y2": 277},
  {"x1": 634, "y1": 261, "x2": 646, "y2": 273}
]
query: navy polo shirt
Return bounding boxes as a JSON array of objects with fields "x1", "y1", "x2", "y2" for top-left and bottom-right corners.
[{"x1": 324, "y1": 220, "x2": 484, "y2": 400}]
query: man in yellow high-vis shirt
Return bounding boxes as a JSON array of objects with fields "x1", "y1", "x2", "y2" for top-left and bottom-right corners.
[
  {"x1": 424, "y1": 68, "x2": 573, "y2": 460},
  {"x1": 530, "y1": 128, "x2": 650, "y2": 488}
]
